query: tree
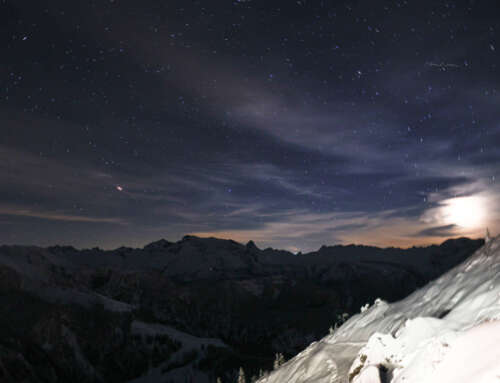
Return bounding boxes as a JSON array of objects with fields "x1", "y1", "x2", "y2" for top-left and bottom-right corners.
[
  {"x1": 237, "y1": 367, "x2": 246, "y2": 383},
  {"x1": 273, "y1": 353, "x2": 285, "y2": 369},
  {"x1": 330, "y1": 312, "x2": 350, "y2": 335}
]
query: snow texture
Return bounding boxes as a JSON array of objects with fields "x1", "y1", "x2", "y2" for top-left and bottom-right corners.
[
  {"x1": 258, "y1": 236, "x2": 500, "y2": 383},
  {"x1": 127, "y1": 321, "x2": 228, "y2": 383}
]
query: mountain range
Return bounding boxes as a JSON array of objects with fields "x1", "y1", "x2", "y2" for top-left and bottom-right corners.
[{"x1": 0, "y1": 235, "x2": 484, "y2": 382}]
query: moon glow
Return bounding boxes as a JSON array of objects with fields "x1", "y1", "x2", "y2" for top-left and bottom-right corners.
[{"x1": 442, "y1": 196, "x2": 486, "y2": 229}]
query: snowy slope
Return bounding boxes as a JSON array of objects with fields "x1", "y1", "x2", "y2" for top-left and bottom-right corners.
[
  {"x1": 127, "y1": 321, "x2": 228, "y2": 383},
  {"x1": 258, "y1": 236, "x2": 500, "y2": 383},
  {"x1": 0, "y1": 237, "x2": 486, "y2": 382},
  {"x1": 0, "y1": 246, "x2": 136, "y2": 312}
]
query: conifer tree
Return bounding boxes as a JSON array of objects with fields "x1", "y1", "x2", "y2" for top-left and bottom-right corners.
[
  {"x1": 237, "y1": 367, "x2": 246, "y2": 383},
  {"x1": 273, "y1": 353, "x2": 285, "y2": 369},
  {"x1": 278, "y1": 353, "x2": 285, "y2": 367}
]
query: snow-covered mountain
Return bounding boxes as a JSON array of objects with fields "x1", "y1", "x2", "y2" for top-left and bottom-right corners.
[
  {"x1": 257, "y1": 235, "x2": 500, "y2": 383},
  {"x1": 0, "y1": 236, "x2": 485, "y2": 382}
]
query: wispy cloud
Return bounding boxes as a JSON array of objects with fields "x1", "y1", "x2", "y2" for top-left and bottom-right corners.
[
  {"x1": 0, "y1": 205, "x2": 126, "y2": 224},
  {"x1": 413, "y1": 224, "x2": 459, "y2": 237},
  {"x1": 2, "y1": 1, "x2": 499, "y2": 250},
  {"x1": 190, "y1": 207, "x2": 466, "y2": 251}
]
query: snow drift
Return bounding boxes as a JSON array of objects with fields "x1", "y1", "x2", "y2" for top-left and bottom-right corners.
[{"x1": 258, "y1": 235, "x2": 500, "y2": 383}]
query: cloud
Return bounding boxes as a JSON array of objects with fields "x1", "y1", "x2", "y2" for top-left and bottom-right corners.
[
  {"x1": 189, "y1": 207, "x2": 434, "y2": 251},
  {"x1": 3, "y1": 1, "x2": 499, "y2": 250},
  {"x1": 0, "y1": 205, "x2": 126, "y2": 224},
  {"x1": 413, "y1": 224, "x2": 459, "y2": 237}
]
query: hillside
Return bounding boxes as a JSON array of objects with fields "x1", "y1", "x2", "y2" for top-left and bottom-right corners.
[
  {"x1": 0, "y1": 236, "x2": 484, "y2": 382},
  {"x1": 258, "y1": 235, "x2": 500, "y2": 383}
]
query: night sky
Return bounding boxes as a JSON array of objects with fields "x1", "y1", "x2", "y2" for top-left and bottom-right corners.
[{"x1": 2, "y1": 0, "x2": 500, "y2": 251}]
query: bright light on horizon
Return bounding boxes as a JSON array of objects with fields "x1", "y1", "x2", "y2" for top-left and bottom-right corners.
[{"x1": 442, "y1": 196, "x2": 487, "y2": 229}]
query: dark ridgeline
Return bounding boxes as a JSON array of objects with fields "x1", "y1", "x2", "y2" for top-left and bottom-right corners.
[{"x1": 0, "y1": 236, "x2": 484, "y2": 382}]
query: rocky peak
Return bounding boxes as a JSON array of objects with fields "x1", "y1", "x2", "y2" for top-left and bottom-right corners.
[
  {"x1": 144, "y1": 239, "x2": 173, "y2": 251},
  {"x1": 246, "y1": 240, "x2": 259, "y2": 251}
]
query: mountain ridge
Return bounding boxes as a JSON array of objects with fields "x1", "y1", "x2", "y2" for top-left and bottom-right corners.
[
  {"x1": 258, "y1": 235, "x2": 500, "y2": 383},
  {"x1": 0, "y1": 236, "x2": 485, "y2": 382},
  {"x1": 2, "y1": 233, "x2": 480, "y2": 253}
]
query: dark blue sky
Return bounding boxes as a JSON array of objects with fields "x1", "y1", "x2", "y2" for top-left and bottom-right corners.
[{"x1": 1, "y1": 0, "x2": 499, "y2": 251}]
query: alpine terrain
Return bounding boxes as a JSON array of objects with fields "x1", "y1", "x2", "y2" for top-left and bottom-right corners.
[
  {"x1": 0, "y1": 236, "x2": 484, "y2": 382},
  {"x1": 257, "y1": 234, "x2": 500, "y2": 383}
]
